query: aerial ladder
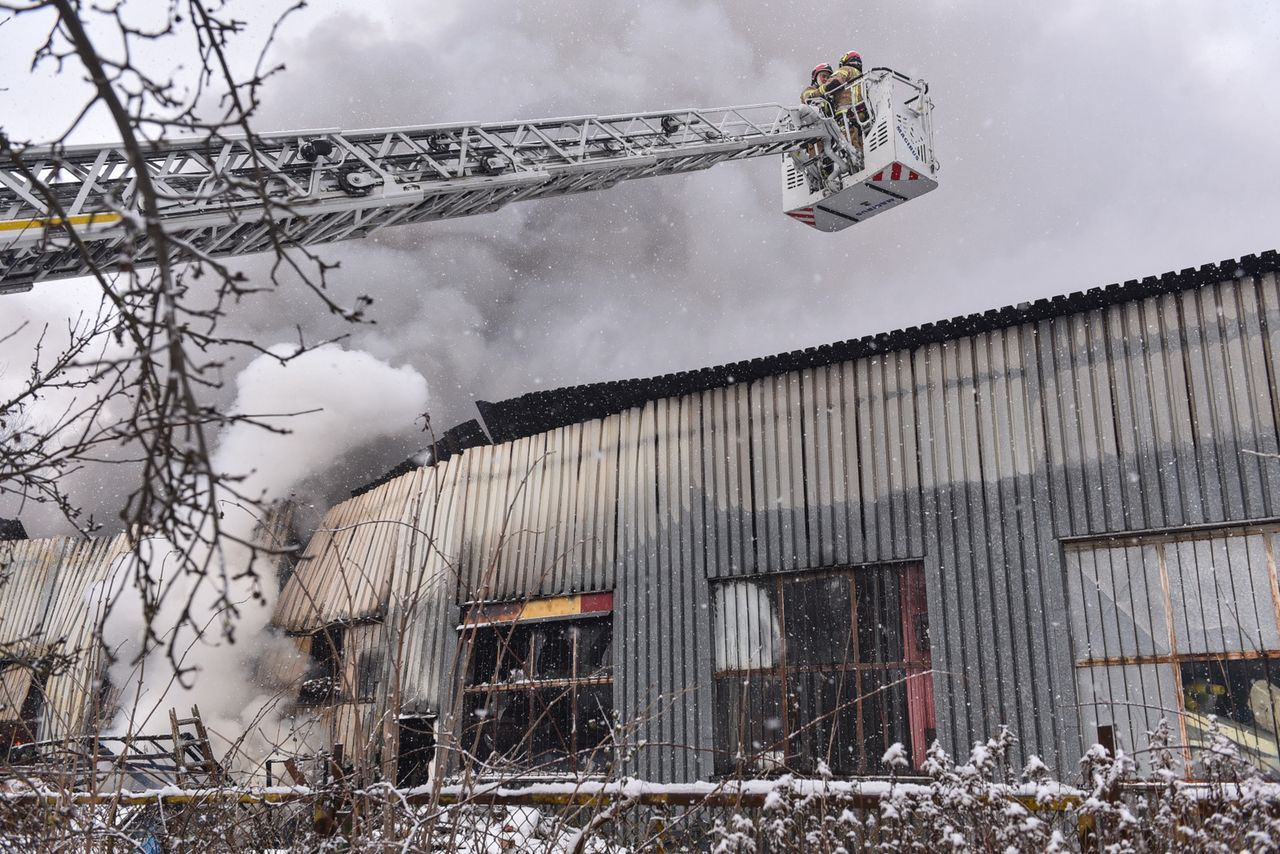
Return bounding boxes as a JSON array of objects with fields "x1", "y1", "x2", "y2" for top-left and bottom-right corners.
[{"x1": 0, "y1": 68, "x2": 936, "y2": 295}]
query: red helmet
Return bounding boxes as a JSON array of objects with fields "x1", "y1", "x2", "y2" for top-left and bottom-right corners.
[
  {"x1": 840, "y1": 51, "x2": 862, "y2": 69},
  {"x1": 811, "y1": 62, "x2": 833, "y2": 83}
]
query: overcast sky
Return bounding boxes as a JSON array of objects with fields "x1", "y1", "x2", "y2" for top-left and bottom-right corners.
[{"x1": 3, "y1": 0, "x2": 1279, "y2": 533}]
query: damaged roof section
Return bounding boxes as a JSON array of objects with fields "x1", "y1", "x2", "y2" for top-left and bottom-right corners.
[
  {"x1": 275, "y1": 471, "x2": 428, "y2": 633},
  {"x1": 0, "y1": 534, "x2": 130, "y2": 740}
]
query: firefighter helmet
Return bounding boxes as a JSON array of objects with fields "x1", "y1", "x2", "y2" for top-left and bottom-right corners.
[
  {"x1": 811, "y1": 62, "x2": 833, "y2": 83},
  {"x1": 839, "y1": 51, "x2": 862, "y2": 70}
]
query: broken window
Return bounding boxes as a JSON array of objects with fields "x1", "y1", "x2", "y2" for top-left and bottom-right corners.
[
  {"x1": 712, "y1": 564, "x2": 934, "y2": 777},
  {"x1": 1181, "y1": 658, "x2": 1280, "y2": 776},
  {"x1": 298, "y1": 626, "x2": 343, "y2": 706},
  {"x1": 0, "y1": 660, "x2": 50, "y2": 759},
  {"x1": 1068, "y1": 531, "x2": 1280, "y2": 777},
  {"x1": 396, "y1": 715, "x2": 436, "y2": 788},
  {"x1": 460, "y1": 594, "x2": 614, "y2": 776}
]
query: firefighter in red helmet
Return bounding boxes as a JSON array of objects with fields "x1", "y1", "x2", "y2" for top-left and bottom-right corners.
[
  {"x1": 801, "y1": 62, "x2": 835, "y2": 167},
  {"x1": 801, "y1": 62, "x2": 833, "y2": 108},
  {"x1": 823, "y1": 50, "x2": 869, "y2": 151}
]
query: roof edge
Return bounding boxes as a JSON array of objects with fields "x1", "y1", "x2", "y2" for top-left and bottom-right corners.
[{"x1": 473, "y1": 249, "x2": 1279, "y2": 443}]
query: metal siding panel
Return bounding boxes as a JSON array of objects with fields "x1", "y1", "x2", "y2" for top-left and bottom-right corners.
[
  {"x1": 805, "y1": 368, "x2": 838, "y2": 568},
  {"x1": 505, "y1": 435, "x2": 541, "y2": 600},
  {"x1": 788, "y1": 373, "x2": 812, "y2": 570},
  {"x1": 614, "y1": 405, "x2": 643, "y2": 777},
  {"x1": 565, "y1": 421, "x2": 588, "y2": 588},
  {"x1": 689, "y1": 396, "x2": 717, "y2": 779},
  {"x1": 704, "y1": 388, "x2": 732, "y2": 576},
  {"x1": 982, "y1": 329, "x2": 1037, "y2": 756},
  {"x1": 1137, "y1": 297, "x2": 1187, "y2": 527},
  {"x1": 1109, "y1": 304, "x2": 1151, "y2": 529},
  {"x1": 838, "y1": 361, "x2": 865, "y2": 566},
  {"x1": 971, "y1": 333, "x2": 1017, "y2": 740},
  {"x1": 598, "y1": 416, "x2": 619, "y2": 593},
  {"x1": 915, "y1": 343, "x2": 966, "y2": 752},
  {"x1": 638, "y1": 402, "x2": 663, "y2": 780},
  {"x1": 1198, "y1": 285, "x2": 1248, "y2": 520},
  {"x1": 1223, "y1": 280, "x2": 1275, "y2": 517},
  {"x1": 471, "y1": 442, "x2": 508, "y2": 600},
  {"x1": 949, "y1": 337, "x2": 998, "y2": 737},
  {"x1": 1023, "y1": 322, "x2": 1079, "y2": 767},
  {"x1": 654, "y1": 396, "x2": 676, "y2": 780},
  {"x1": 869, "y1": 357, "x2": 894, "y2": 561},
  {"x1": 1257, "y1": 272, "x2": 1280, "y2": 510},
  {"x1": 1180, "y1": 289, "x2": 1229, "y2": 521},
  {"x1": 675, "y1": 395, "x2": 702, "y2": 779},
  {"x1": 0, "y1": 538, "x2": 64, "y2": 652},
  {"x1": 748, "y1": 379, "x2": 771, "y2": 574},
  {"x1": 40, "y1": 535, "x2": 129, "y2": 738},
  {"x1": 1040, "y1": 316, "x2": 1087, "y2": 536},
  {"x1": 1085, "y1": 311, "x2": 1127, "y2": 532},
  {"x1": 855, "y1": 358, "x2": 879, "y2": 561},
  {"x1": 890, "y1": 351, "x2": 922, "y2": 558},
  {"x1": 457, "y1": 445, "x2": 487, "y2": 599},
  {"x1": 1153, "y1": 293, "x2": 1206, "y2": 524}
]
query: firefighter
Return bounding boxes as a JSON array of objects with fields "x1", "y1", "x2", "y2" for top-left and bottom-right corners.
[
  {"x1": 801, "y1": 62, "x2": 833, "y2": 110},
  {"x1": 801, "y1": 63, "x2": 834, "y2": 170},
  {"x1": 823, "y1": 51, "x2": 868, "y2": 150}
]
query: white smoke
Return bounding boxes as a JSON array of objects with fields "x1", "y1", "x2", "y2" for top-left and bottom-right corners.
[{"x1": 97, "y1": 344, "x2": 428, "y2": 768}]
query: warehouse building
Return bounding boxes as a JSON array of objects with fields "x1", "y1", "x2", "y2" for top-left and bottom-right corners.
[{"x1": 5, "y1": 250, "x2": 1280, "y2": 784}]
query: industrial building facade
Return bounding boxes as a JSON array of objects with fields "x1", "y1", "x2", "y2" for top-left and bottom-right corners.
[{"x1": 5, "y1": 250, "x2": 1280, "y2": 783}]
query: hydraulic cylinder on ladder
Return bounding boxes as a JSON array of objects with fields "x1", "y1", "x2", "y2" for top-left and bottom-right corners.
[{"x1": 0, "y1": 67, "x2": 936, "y2": 294}]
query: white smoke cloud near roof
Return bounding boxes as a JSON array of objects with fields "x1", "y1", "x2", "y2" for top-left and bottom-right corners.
[
  {"x1": 2, "y1": 0, "x2": 1279, "y2": 534},
  {"x1": 98, "y1": 344, "x2": 428, "y2": 750}
]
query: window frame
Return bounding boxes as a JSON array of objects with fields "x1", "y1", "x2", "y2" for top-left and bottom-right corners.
[
  {"x1": 1066, "y1": 526, "x2": 1280, "y2": 775},
  {"x1": 458, "y1": 592, "x2": 615, "y2": 776},
  {"x1": 710, "y1": 562, "x2": 933, "y2": 777}
]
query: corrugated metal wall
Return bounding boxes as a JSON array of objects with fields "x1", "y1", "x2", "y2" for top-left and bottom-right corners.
[
  {"x1": 284, "y1": 267, "x2": 1280, "y2": 783},
  {"x1": 0, "y1": 533, "x2": 129, "y2": 739}
]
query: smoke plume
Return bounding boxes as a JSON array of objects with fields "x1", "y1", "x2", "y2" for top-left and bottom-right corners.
[{"x1": 97, "y1": 345, "x2": 428, "y2": 765}]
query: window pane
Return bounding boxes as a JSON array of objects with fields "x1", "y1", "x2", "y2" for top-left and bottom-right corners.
[
  {"x1": 1181, "y1": 657, "x2": 1280, "y2": 778},
  {"x1": 857, "y1": 668, "x2": 911, "y2": 774},
  {"x1": 528, "y1": 687, "x2": 575, "y2": 772},
  {"x1": 786, "y1": 668, "x2": 859, "y2": 775},
  {"x1": 532, "y1": 624, "x2": 573, "y2": 680},
  {"x1": 783, "y1": 574, "x2": 854, "y2": 667},
  {"x1": 575, "y1": 684, "x2": 615, "y2": 772},
  {"x1": 857, "y1": 567, "x2": 904, "y2": 664},
  {"x1": 713, "y1": 674, "x2": 784, "y2": 776},
  {"x1": 713, "y1": 581, "x2": 780, "y2": 673},
  {"x1": 576, "y1": 620, "x2": 613, "y2": 678}
]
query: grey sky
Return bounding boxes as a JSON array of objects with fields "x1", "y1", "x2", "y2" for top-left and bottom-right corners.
[{"x1": 3, "y1": 0, "x2": 1279, "y2": 534}]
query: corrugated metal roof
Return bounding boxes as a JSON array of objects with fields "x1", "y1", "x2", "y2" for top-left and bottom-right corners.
[
  {"x1": 275, "y1": 470, "x2": 426, "y2": 632},
  {"x1": 0, "y1": 537, "x2": 64, "y2": 654},
  {"x1": 0, "y1": 533, "x2": 129, "y2": 736}
]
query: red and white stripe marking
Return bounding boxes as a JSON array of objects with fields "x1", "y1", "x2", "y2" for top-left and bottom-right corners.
[
  {"x1": 786, "y1": 207, "x2": 817, "y2": 227},
  {"x1": 871, "y1": 163, "x2": 920, "y2": 182}
]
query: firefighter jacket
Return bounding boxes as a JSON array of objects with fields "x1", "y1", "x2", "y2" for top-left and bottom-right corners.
[
  {"x1": 801, "y1": 84, "x2": 826, "y2": 105},
  {"x1": 823, "y1": 65, "x2": 863, "y2": 112}
]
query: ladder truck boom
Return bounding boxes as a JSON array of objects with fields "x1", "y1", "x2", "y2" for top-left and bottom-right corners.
[
  {"x1": 0, "y1": 69, "x2": 937, "y2": 294},
  {"x1": 1, "y1": 104, "x2": 823, "y2": 293}
]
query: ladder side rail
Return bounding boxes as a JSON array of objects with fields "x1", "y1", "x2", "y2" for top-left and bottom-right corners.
[{"x1": 2, "y1": 104, "x2": 828, "y2": 290}]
